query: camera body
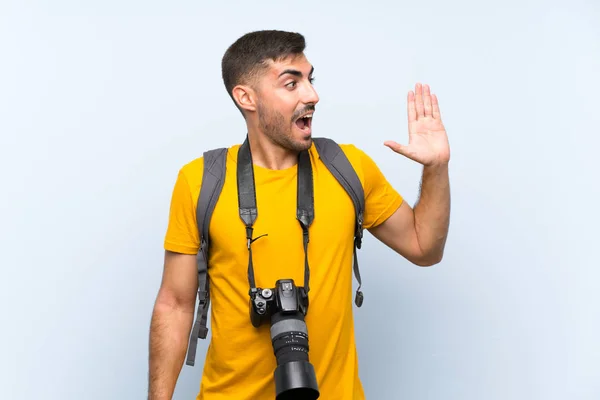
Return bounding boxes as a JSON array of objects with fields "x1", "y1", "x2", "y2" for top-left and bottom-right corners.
[
  {"x1": 250, "y1": 279, "x2": 308, "y2": 327},
  {"x1": 249, "y1": 279, "x2": 319, "y2": 400}
]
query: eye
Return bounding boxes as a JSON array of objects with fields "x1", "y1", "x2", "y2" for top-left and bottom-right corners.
[
  {"x1": 286, "y1": 81, "x2": 297, "y2": 89},
  {"x1": 309, "y1": 76, "x2": 316, "y2": 84}
]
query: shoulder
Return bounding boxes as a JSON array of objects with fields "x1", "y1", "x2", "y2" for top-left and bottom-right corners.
[
  {"x1": 175, "y1": 144, "x2": 241, "y2": 199},
  {"x1": 338, "y1": 142, "x2": 371, "y2": 165},
  {"x1": 178, "y1": 144, "x2": 241, "y2": 177},
  {"x1": 179, "y1": 155, "x2": 205, "y2": 177},
  {"x1": 176, "y1": 156, "x2": 204, "y2": 196},
  {"x1": 313, "y1": 138, "x2": 377, "y2": 174}
]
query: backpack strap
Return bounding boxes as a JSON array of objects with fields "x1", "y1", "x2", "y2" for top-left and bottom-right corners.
[
  {"x1": 185, "y1": 147, "x2": 228, "y2": 367},
  {"x1": 313, "y1": 137, "x2": 366, "y2": 307}
]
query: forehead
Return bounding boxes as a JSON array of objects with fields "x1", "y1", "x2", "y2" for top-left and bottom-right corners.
[{"x1": 263, "y1": 53, "x2": 313, "y2": 79}]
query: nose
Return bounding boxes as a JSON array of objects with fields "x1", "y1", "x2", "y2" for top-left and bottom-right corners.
[{"x1": 303, "y1": 83, "x2": 319, "y2": 106}]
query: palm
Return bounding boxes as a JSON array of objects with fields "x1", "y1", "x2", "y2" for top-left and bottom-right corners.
[{"x1": 385, "y1": 83, "x2": 450, "y2": 166}]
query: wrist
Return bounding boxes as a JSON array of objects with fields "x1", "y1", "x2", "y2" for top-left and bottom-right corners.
[{"x1": 423, "y1": 161, "x2": 449, "y2": 173}]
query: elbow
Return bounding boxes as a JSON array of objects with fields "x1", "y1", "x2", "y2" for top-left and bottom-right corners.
[
  {"x1": 413, "y1": 258, "x2": 440, "y2": 267},
  {"x1": 154, "y1": 287, "x2": 195, "y2": 314},
  {"x1": 153, "y1": 291, "x2": 178, "y2": 315},
  {"x1": 411, "y1": 249, "x2": 444, "y2": 267}
]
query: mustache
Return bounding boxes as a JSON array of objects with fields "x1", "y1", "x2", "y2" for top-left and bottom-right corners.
[{"x1": 291, "y1": 105, "x2": 316, "y2": 121}]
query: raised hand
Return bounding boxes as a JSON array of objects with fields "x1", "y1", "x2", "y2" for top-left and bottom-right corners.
[{"x1": 384, "y1": 83, "x2": 450, "y2": 167}]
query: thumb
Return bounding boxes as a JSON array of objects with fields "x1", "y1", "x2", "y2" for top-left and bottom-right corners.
[
  {"x1": 384, "y1": 140, "x2": 410, "y2": 155},
  {"x1": 384, "y1": 141, "x2": 420, "y2": 163}
]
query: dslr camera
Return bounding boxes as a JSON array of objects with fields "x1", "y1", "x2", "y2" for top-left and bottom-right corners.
[{"x1": 249, "y1": 279, "x2": 319, "y2": 400}]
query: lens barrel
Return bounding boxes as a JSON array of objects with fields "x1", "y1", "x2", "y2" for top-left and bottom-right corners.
[{"x1": 270, "y1": 312, "x2": 319, "y2": 399}]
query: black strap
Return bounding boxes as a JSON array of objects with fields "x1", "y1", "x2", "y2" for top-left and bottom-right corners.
[
  {"x1": 313, "y1": 138, "x2": 365, "y2": 307},
  {"x1": 237, "y1": 138, "x2": 261, "y2": 290},
  {"x1": 237, "y1": 137, "x2": 314, "y2": 298},
  {"x1": 186, "y1": 147, "x2": 227, "y2": 366},
  {"x1": 296, "y1": 149, "x2": 314, "y2": 294}
]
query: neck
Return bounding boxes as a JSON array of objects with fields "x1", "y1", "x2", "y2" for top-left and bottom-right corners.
[{"x1": 246, "y1": 127, "x2": 299, "y2": 170}]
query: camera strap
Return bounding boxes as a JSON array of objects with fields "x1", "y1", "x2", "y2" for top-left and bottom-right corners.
[{"x1": 237, "y1": 136, "x2": 314, "y2": 297}]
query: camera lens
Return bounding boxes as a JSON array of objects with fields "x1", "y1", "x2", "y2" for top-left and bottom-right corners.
[
  {"x1": 270, "y1": 313, "x2": 319, "y2": 399},
  {"x1": 271, "y1": 314, "x2": 309, "y2": 364}
]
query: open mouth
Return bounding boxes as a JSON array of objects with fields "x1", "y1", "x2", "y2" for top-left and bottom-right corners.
[{"x1": 294, "y1": 113, "x2": 313, "y2": 134}]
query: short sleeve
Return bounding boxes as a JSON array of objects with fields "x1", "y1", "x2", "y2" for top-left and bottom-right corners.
[
  {"x1": 163, "y1": 169, "x2": 201, "y2": 254},
  {"x1": 358, "y1": 149, "x2": 404, "y2": 229}
]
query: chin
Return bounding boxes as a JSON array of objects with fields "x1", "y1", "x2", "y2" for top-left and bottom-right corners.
[{"x1": 292, "y1": 135, "x2": 312, "y2": 151}]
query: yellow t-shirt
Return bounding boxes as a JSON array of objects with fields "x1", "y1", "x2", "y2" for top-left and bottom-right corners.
[{"x1": 164, "y1": 141, "x2": 403, "y2": 400}]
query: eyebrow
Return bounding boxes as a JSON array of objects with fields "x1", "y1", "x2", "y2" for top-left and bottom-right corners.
[{"x1": 278, "y1": 66, "x2": 314, "y2": 79}]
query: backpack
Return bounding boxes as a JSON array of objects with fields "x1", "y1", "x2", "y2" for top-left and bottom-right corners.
[{"x1": 185, "y1": 137, "x2": 366, "y2": 366}]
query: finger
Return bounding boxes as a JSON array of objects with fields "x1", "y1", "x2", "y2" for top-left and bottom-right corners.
[
  {"x1": 432, "y1": 93, "x2": 441, "y2": 120},
  {"x1": 384, "y1": 141, "x2": 420, "y2": 162},
  {"x1": 415, "y1": 83, "x2": 424, "y2": 118},
  {"x1": 423, "y1": 84, "x2": 432, "y2": 117},
  {"x1": 407, "y1": 90, "x2": 416, "y2": 123},
  {"x1": 383, "y1": 140, "x2": 407, "y2": 154}
]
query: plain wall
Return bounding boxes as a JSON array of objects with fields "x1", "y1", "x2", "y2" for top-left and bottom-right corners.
[{"x1": 1, "y1": 1, "x2": 599, "y2": 399}]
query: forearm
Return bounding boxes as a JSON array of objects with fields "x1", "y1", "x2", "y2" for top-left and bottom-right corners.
[
  {"x1": 148, "y1": 299, "x2": 194, "y2": 400},
  {"x1": 413, "y1": 162, "x2": 450, "y2": 264}
]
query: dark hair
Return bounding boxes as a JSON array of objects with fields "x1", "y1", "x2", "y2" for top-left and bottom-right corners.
[{"x1": 221, "y1": 30, "x2": 306, "y2": 113}]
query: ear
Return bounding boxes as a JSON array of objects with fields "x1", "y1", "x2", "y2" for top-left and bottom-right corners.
[{"x1": 232, "y1": 84, "x2": 257, "y2": 113}]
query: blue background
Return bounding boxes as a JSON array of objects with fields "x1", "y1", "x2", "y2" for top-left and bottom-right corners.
[{"x1": 1, "y1": 1, "x2": 599, "y2": 399}]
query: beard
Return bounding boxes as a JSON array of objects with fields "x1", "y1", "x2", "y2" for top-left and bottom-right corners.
[{"x1": 257, "y1": 101, "x2": 312, "y2": 152}]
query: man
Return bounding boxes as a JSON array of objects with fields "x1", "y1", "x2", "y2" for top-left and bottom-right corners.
[{"x1": 148, "y1": 30, "x2": 450, "y2": 399}]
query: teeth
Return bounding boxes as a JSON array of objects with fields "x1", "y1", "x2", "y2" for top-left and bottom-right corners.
[{"x1": 303, "y1": 114, "x2": 313, "y2": 119}]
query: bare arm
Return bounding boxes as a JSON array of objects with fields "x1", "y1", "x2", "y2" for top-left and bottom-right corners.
[
  {"x1": 369, "y1": 163, "x2": 450, "y2": 266},
  {"x1": 148, "y1": 250, "x2": 198, "y2": 400},
  {"x1": 372, "y1": 83, "x2": 451, "y2": 266}
]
